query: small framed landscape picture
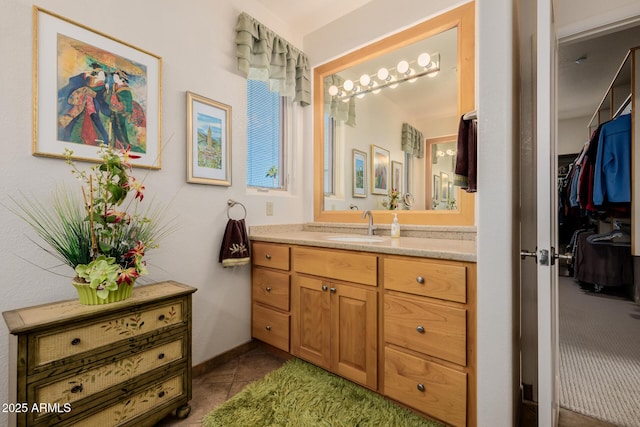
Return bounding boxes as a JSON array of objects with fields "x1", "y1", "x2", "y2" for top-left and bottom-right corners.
[
  {"x1": 187, "y1": 91, "x2": 232, "y2": 186},
  {"x1": 352, "y1": 149, "x2": 367, "y2": 198},
  {"x1": 371, "y1": 145, "x2": 390, "y2": 195}
]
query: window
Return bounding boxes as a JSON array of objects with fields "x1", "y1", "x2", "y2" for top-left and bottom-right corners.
[
  {"x1": 324, "y1": 114, "x2": 335, "y2": 195},
  {"x1": 246, "y1": 80, "x2": 286, "y2": 189}
]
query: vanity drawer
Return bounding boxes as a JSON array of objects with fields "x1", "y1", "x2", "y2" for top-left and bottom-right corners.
[
  {"x1": 69, "y1": 370, "x2": 186, "y2": 426},
  {"x1": 384, "y1": 294, "x2": 466, "y2": 365},
  {"x1": 385, "y1": 346, "x2": 467, "y2": 427},
  {"x1": 32, "y1": 337, "x2": 184, "y2": 422},
  {"x1": 252, "y1": 242, "x2": 290, "y2": 271},
  {"x1": 252, "y1": 268, "x2": 290, "y2": 311},
  {"x1": 32, "y1": 302, "x2": 183, "y2": 369},
  {"x1": 384, "y1": 258, "x2": 466, "y2": 303},
  {"x1": 252, "y1": 303, "x2": 290, "y2": 352},
  {"x1": 292, "y1": 247, "x2": 377, "y2": 286}
]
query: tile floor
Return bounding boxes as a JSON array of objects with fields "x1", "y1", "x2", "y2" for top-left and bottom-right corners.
[{"x1": 156, "y1": 345, "x2": 615, "y2": 427}]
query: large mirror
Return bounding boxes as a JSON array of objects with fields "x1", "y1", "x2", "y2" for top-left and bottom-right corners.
[{"x1": 313, "y1": 3, "x2": 475, "y2": 225}]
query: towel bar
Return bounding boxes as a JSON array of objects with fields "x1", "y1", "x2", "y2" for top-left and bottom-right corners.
[{"x1": 227, "y1": 199, "x2": 247, "y2": 220}]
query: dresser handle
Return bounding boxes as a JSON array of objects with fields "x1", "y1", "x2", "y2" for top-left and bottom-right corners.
[
  {"x1": 70, "y1": 384, "x2": 83, "y2": 394},
  {"x1": 158, "y1": 314, "x2": 166, "y2": 321},
  {"x1": 330, "y1": 287, "x2": 337, "y2": 294},
  {"x1": 322, "y1": 285, "x2": 328, "y2": 292},
  {"x1": 416, "y1": 276, "x2": 425, "y2": 284},
  {"x1": 265, "y1": 254, "x2": 272, "y2": 260},
  {"x1": 158, "y1": 353, "x2": 165, "y2": 360},
  {"x1": 158, "y1": 391, "x2": 166, "y2": 398},
  {"x1": 417, "y1": 383, "x2": 425, "y2": 392},
  {"x1": 266, "y1": 287, "x2": 272, "y2": 292},
  {"x1": 265, "y1": 325, "x2": 272, "y2": 331},
  {"x1": 71, "y1": 338, "x2": 81, "y2": 346},
  {"x1": 416, "y1": 325, "x2": 425, "y2": 333}
]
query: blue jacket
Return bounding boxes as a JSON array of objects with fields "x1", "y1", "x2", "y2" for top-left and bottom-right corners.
[{"x1": 593, "y1": 114, "x2": 631, "y2": 205}]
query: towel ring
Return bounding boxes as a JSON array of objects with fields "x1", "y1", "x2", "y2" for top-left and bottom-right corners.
[{"x1": 227, "y1": 199, "x2": 247, "y2": 220}]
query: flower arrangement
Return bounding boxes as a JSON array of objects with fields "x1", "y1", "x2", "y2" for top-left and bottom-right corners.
[
  {"x1": 11, "y1": 145, "x2": 172, "y2": 302},
  {"x1": 382, "y1": 188, "x2": 401, "y2": 210}
]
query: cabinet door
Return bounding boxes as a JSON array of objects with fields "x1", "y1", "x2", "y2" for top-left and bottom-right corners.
[
  {"x1": 331, "y1": 284, "x2": 378, "y2": 390},
  {"x1": 291, "y1": 276, "x2": 331, "y2": 369}
]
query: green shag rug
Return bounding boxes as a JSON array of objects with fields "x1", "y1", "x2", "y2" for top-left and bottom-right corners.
[{"x1": 203, "y1": 358, "x2": 442, "y2": 427}]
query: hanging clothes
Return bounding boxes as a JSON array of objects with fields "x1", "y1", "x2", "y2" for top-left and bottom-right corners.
[{"x1": 593, "y1": 114, "x2": 632, "y2": 205}]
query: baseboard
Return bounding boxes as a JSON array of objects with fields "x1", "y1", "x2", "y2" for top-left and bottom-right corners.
[{"x1": 192, "y1": 340, "x2": 259, "y2": 378}]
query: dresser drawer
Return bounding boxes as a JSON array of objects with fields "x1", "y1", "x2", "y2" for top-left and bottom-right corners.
[
  {"x1": 385, "y1": 346, "x2": 467, "y2": 427},
  {"x1": 33, "y1": 337, "x2": 184, "y2": 417},
  {"x1": 293, "y1": 247, "x2": 377, "y2": 286},
  {"x1": 32, "y1": 302, "x2": 183, "y2": 368},
  {"x1": 384, "y1": 294, "x2": 466, "y2": 365},
  {"x1": 252, "y1": 268, "x2": 290, "y2": 311},
  {"x1": 252, "y1": 242, "x2": 290, "y2": 270},
  {"x1": 69, "y1": 371, "x2": 186, "y2": 426},
  {"x1": 384, "y1": 258, "x2": 466, "y2": 303},
  {"x1": 252, "y1": 303, "x2": 290, "y2": 352}
]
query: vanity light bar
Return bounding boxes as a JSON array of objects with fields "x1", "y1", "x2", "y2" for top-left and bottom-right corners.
[{"x1": 329, "y1": 53, "x2": 440, "y2": 101}]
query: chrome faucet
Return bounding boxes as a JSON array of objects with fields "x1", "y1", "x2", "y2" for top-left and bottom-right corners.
[{"x1": 362, "y1": 210, "x2": 377, "y2": 235}]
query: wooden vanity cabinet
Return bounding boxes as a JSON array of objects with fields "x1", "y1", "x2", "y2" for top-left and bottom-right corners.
[
  {"x1": 291, "y1": 247, "x2": 378, "y2": 390},
  {"x1": 382, "y1": 256, "x2": 476, "y2": 427},
  {"x1": 250, "y1": 242, "x2": 291, "y2": 352}
]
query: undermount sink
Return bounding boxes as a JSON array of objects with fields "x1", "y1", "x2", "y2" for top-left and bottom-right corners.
[{"x1": 325, "y1": 235, "x2": 386, "y2": 243}]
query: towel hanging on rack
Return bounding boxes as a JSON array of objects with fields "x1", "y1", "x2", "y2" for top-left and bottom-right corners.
[{"x1": 219, "y1": 200, "x2": 250, "y2": 267}]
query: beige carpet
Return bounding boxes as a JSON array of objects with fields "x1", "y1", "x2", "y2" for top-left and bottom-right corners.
[{"x1": 559, "y1": 276, "x2": 640, "y2": 426}]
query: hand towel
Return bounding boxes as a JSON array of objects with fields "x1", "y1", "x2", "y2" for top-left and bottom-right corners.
[{"x1": 219, "y1": 218, "x2": 250, "y2": 267}]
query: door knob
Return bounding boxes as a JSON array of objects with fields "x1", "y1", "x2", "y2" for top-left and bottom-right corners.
[
  {"x1": 551, "y1": 246, "x2": 572, "y2": 265},
  {"x1": 520, "y1": 249, "x2": 537, "y2": 262}
]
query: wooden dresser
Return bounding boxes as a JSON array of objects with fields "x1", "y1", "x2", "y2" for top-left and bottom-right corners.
[{"x1": 3, "y1": 281, "x2": 196, "y2": 427}]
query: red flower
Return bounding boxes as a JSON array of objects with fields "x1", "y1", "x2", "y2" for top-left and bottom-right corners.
[
  {"x1": 124, "y1": 176, "x2": 145, "y2": 201},
  {"x1": 121, "y1": 146, "x2": 141, "y2": 168},
  {"x1": 117, "y1": 267, "x2": 140, "y2": 285},
  {"x1": 125, "y1": 241, "x2": 146, "y2": 259}
]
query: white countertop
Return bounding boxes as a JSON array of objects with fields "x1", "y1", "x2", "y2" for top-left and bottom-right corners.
[{"x1": 249, "y1": 230, "x2": 476, "y2": 262}]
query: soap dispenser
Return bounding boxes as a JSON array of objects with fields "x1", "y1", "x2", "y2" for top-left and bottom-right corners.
[{"x1": 391, "y1": 213, "x2": 400, "y2": 238}]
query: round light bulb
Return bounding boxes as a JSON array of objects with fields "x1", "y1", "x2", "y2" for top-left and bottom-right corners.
[
  {"x1": 341, "y1": 97, "x2": 351, "y2": 103},
  {"x1": 328, "y1": 85, "x2": 339, "y2": 96},
  {"x1": 427, "y1": 70, "x2": 439, "y2": 78},
  {"x1": 417, "y1": 53, "x2": 431, "y2": 67},
  {"x1": 371, "y1": 81, "x2": 381, "y2": 94},
  {"x1": 389, "y1": 76, "x2": 399, "y2": 89},
  {"x1": 359, "y1": 74, "x2": 371, "y2": 86},
  {"x1": 396, "y1": 60, "x2": 409, "y2": 74},
  {"x1": 343, "y1": 79, "x2": 354, "y2": 91},
  {"x1": 356, "y1": 92, "x2": 365, "y2": 99},
  {"x1": 377, "y1": 67, "x2": 389, "y2": 81}
]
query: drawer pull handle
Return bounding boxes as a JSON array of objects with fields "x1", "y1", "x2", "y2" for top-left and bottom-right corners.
[
  {"x1": 71, "y1": 338, "x2": 81, "y2": 346},
  {"x1": 158, "y1": 391, "x2": 166, "y2": 398},
  {"x1": 70, "y1": 384, "x2": 83, "y2": 394},
  {"x1": 417, "y1": 383, "x2": 426, "y2": 392},
  {"x1": 416, "y1": 276, "x2": 425, "y2": 284},
  {"x1": 416, "y1": 325, "x2": 425, "y2": 333},
  {"x1": 266, "y1": 287, "x2": 272, "y2": 292},
  {"x1": 265, "y1": 254, "x2": 272, "y2": 260},
  {"x1": 265, "y1": 325, "x2": 272, "y2": 331},
  {"x1": 330, "y1": 287, "x2": 337, "y2": 294},
  {"x1": 158, "y1": 314, "x2": 166, "y2": 321},
  {"x1": 158, "y1": 353, "x2": 165, "y2": 360},
  {"x1": 322, "y1": 285, "x2": 328, "y2": 292}
]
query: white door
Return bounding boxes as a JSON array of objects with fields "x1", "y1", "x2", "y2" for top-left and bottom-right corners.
[{"x1": 536, "y1": 0, "x2": 560, "y2": 425}]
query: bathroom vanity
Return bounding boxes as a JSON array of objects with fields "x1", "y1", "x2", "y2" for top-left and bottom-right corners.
[{"x1": 250, "y1": 225, "x2": 476, "y2": 427}]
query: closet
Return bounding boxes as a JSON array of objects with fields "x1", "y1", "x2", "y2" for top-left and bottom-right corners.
[{"x1": 559, "y1": 46, "x2": 639, "y2": 301}]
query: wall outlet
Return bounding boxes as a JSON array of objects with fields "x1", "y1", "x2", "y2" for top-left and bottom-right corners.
[{"x1": 266, "y1": 201, "x2": 273, "y2": 216}]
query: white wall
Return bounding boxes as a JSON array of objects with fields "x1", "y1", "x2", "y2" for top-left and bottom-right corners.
[
  {"x1": 0, "y1": 1, "x2": 307, "y2": 423},
  {"x1": 558, "y1": 116, "x2": 591, "y2": 155}
]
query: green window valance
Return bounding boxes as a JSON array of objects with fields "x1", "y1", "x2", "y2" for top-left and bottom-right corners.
[
  {"x1": 236, "y1": 12, "x2": 310, "y2": 106},
  {"x1": 401, "y1": 123, "x2": 424, "y2": 158},
  {"x1": 324, "y1": 75, "x2": 356, "y2": 127}
]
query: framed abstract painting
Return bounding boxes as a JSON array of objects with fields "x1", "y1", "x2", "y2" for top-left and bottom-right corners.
[
  {"x1": 352, "y1": 149, "x2": 367, "y2": 198},
  {"x1": 33, "y1": 7, "x2": 162, "y2": 169},
  {"x1": 371, "y1": 145, "x2": 390, "y2": 195}
]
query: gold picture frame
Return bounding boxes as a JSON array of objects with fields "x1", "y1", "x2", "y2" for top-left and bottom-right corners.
[
  {"x1": 33, "y1": 7, "x2": 162, "y2": 169},
  {"x1": 186, "y1": 91, "x2": 232, "y2": 186}
]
